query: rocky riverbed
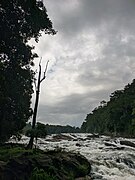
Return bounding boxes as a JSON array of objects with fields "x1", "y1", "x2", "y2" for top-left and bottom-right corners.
[
  {"x1": 9, "y1": 133, "x2": 135, "y2": 180},
  {"x1": 0, "y1": 143, "x2": 91, "y2": 180}
]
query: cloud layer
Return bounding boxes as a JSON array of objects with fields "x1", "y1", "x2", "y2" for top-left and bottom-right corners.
[{"x1": 31, "y1": 0, "x2": 135, "y2": 127}]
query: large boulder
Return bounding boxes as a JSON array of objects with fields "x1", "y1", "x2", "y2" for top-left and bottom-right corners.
[{"x1": 0, "y1": 146, "x2": 91, "y2": 180}]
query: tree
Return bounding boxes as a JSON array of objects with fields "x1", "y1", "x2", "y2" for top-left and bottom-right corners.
[
  {"x1": 0, "y1": 0, "x2": 56, "y2": 142},
  {"x1": 26, "y1": 122, "x2": 47, "y2": 143},
  {"x1": 81, "y1": 79, "x2": 135, "y2": 137},
  {"x1": 27, "y1": 60, "x2": 49, "y2": 149}
]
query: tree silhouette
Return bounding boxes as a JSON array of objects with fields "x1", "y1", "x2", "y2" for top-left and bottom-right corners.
[
  {"x1": 0, "y1": 0, "x2": 56, "y2": 142},
  {"x1": 27, "y1": 59, "x2": 49, "y2": 149}
]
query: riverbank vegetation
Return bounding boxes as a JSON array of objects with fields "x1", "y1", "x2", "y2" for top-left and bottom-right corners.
[
  {"x1": 0, "y1": 143, "x2": 91, "y2": 180},
  {"x1": 81, "y1": 79, "x2": 135, "y2": 137}
]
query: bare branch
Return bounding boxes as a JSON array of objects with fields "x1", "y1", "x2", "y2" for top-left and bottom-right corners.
[
  {"x1": 38, "y1": 57, "x2": 42, "y2": 74},
  {"x1": 40, "y1": 60, "x2": 49, "y2": 83},
  {"x1": 39, "y1": 57, "x2": 42, "y2": 66},
  {"x1": 34, "y1": 78, "x2": 37, "y2": 91},
  {"x1": 33, "y1": 69, "x2": 38, "y2": 91}
]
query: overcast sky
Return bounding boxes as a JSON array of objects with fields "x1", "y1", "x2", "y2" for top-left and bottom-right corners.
[{"x1": 31, "y1": 0, "x2": 135, "y2": 127}]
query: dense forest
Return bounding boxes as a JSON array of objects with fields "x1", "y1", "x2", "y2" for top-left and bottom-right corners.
[{"x1": 81, "y1": 79, "x2": 135, "y2": 137}]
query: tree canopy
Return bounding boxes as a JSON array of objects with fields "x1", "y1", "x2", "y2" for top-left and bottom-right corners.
[
  {"x1": 0, "y1": 0, "x2": 56, "y2": 142},
  {"x1": 26, "y1": 122, "x2": 47, "y2": 140},
  {"x1": 81, "y1": 79, "x2": 135, "y2": 137}
]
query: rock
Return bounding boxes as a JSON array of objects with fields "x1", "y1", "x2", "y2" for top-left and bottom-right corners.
[
  {"x1": 75, "y1": 175, "x2": 92, "y2": 180},
  {"x1": 87, "y1": 134, "x2": 99, "y2": 139},
  {"x1": 104, "y1": 142, "x2": 117, "y2": 147},
  {"x1": 76, "y1": 143, "x2": 82, "y2": 147},
  {"x1": 116, "y1": 158, "x2": 135, "y2": 168},
  {"x1": 90, "y1": 173, "x2": 103, "y2": 179},
  {"x1": 0, "y1": 146, "x2": 91, "y2": 180},
  {"x1": 49, "y1": 134, "x2": 74, "y2": 141},
  {"x1": 104, "y1": 141, "x2": 125, "y2": 150},
  {"x1": 120, "y1": 140, "x2": 135, "y2": 148},
  {"x1": 85, "y1": 134, "x2": 99, "y2": 141}
]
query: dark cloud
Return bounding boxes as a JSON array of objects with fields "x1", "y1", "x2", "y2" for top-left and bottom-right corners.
[
  {"x1": 36, "y1": 88, "x2": 117, "y2": 127},
  {"x1": 45, "y1": 0, "x2": 135, "y2": 37}
]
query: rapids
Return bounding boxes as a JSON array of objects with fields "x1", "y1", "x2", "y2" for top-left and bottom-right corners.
[{"x1": 9, "y1": 133, "x2": 135, "y2": 180}]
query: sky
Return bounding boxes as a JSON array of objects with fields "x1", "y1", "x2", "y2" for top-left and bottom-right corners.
[{"x1": 30, "y1": 0, "x2": 135, "y2": 127}]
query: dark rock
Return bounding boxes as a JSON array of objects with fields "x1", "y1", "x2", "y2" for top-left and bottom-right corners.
[
  {"x1": 104, "y1": 142, "x2": 117, "y2": 147},
  {"x1": 120, "y1": 140, "x2": 135, "y2": 148},
  {"x1": 114, "y1": 146, "x2": 125, "y2": 150},
  {"x1": 75, "y1": 175, "x2": 92, "y2": 180},
  {"x1": 90, "y1": 173, "x2": 103, "y2": 179},
  {"x1": 0, "y1": 148, "x2": 91, "y2": 180},
  {"x1": 49, "y1": 134, "x2": 74, "y2": 141},
  {"x1": 86, "y1": 134, "x2": 99, "y2": 140},
  {"x1": 116, "y1": 158, "x2": 135, "y2": 169},
  {"x1": 76, "y1": 143, "x2": 82, "y2": 147},
  {"x1": 104, "y1": 142, "x2": 125, "y2": 150}
]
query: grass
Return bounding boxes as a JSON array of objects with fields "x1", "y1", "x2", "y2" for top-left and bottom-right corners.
[
  {"x1": 0, "y1": 143, "x2": 41, "y2": 162},
  {"x1": 30, "y1": 167, "x2": 57, "y2": 180},
  {"x1": 0, "y1": 143, "x2": 90, "y2": 180}
]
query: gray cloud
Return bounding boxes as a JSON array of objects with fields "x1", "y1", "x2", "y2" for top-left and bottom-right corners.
[
  {"x1": 45, "y1": 0, "x2": 135, "y2": 37},
  {"x1": 31, "y1": 0, "x2": 135, "y2": 127},
  {"x1": 37, "y1": 90, "x2": 110, "y2": 127}
]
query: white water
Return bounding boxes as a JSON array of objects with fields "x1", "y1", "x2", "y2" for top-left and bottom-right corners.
[{"x1": 9, "y1": 134, "x2": 135, "y2": 180}]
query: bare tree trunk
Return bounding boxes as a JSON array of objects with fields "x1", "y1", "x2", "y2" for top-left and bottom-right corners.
[{"x1": 27, "y1": 60, "x2": 49, "y2": 149}]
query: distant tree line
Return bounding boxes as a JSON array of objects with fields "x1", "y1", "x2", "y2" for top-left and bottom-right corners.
[
  {"x1": 45, "y1": 124, "x2": 81, "y2": 134},
  {"x1": 23, "y1": 123, "x2": 81, "y2": 136},
  {"x1": 81, "y1": 79, "x2": 135, "y2": 137}
]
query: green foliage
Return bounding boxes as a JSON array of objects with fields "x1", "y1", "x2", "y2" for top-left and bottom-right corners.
[
  {"x1": 30, "y1": 167, "x2": 57, "y2": 180},
  {"x1": 0, "y1": 146, "x2": 32, "y2": 161},
  {"x1": 24, "y1": 123, "x2": 81, "y2": 135},
  {"x1": 81, "y1": 79, "x2": 135, "y2": 137},
  {"x1": 0, "y1": 144, "x2": 45, "y2": 162},
  {"x1": 78, "y1": 164, "x2": 89, "y2": 175},
  {"x1": 0, "y1": 0, "x2": 56, "y2": 142},
  {"x1": 43, "y1": 124, "x2": 81, "y2": 134},
  {"x1": 26, "y1": 122, "x2": 47, "y2": 139}
]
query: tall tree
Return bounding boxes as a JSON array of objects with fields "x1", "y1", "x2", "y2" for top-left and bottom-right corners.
[
  {"x1": 0, "y1": 0, "x2": 56, "y2": 142},
  {"x1": 27, "y1": 60, "x2": 49, "y2": 149}
]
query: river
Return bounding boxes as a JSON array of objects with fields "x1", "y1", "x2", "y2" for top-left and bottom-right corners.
[{"x1": 10, "y1": 133, "x2": 135, "y2": 180}]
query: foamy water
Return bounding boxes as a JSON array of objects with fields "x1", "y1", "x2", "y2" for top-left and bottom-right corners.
[{"x1": 9, "y1": 134, "x2": 135, "y2": 180}]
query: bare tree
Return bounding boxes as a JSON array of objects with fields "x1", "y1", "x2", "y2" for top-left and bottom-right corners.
[{"x1": 27, "y1": 59, "x2": 49, "y2": 149}]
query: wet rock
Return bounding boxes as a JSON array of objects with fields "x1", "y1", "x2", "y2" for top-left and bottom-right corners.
[
  {"x1": 0, "y1": 148, "x2": 91, "y2": 180},
  {"x1": 120, "y1": 140, "x2": 135, "y2": 148},
  {"x1": 85, "y1": 134, "x2": 99, "y2": 140},
  {"x1": 116, "y1": 158, "x2": 135, "y2": 168},
  {"x1": 75, "y1": 175, "x2": 92, "y2": 180},
  {"x1": 104, "y1": 141, "x2": 124, "y2": 150},
  {"x1": 104, "y1": 142, "x2": 117, "y2": 147},
  {"x1": 50, "y1": 134, "x2": 74, "y2": 141},
  {"x1": 76, "y1": 143, "x2": 82, "y2": 147},
  {"x1": 90, "y1": 173, "x2": 103, "y2": 179}
]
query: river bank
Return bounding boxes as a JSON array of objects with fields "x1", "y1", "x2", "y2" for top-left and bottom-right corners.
[{"x1": 0, "y1": 143, "x2": 91, "y2": 180}]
